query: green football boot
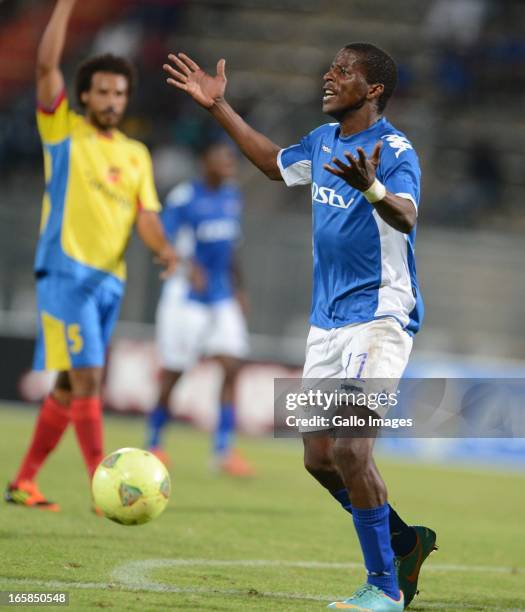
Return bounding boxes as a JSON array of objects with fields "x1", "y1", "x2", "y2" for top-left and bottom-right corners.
[
  {"x1": 328, "y1": 584, "x2": 404, "y2": 611},
  {"x1": 396, "y1": 525, "x2": 437, "y2": 608}
]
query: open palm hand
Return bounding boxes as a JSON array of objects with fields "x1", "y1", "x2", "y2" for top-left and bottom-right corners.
[{"x1": 164, "y1": 52, "x2": 226, "y2": 109}]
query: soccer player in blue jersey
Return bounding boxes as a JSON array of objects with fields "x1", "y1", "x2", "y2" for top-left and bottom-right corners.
[
  {"x1": 146, "y1": 142, "x2": 254, "y2": 476},
  {"x1": 4, "y1": 0, "x2": 177, "y2": 512},
  {"x1": 164, "y1": 43, "x2": 437, "y2": 610}
]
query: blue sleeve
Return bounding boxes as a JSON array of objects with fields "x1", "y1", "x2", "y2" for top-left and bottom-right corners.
[
  {"x1": 277, "y1": 130, "x2": 316, "y2": 187},
  {"x1": 161, "y1": 182, "x2": 193, "y2": 240},
  {"x1": 161, "y1": 205, "x2": 185, "y2": 240},
  {"x1": 378, "y1": 134, "x2": 421, "y2": 211}
]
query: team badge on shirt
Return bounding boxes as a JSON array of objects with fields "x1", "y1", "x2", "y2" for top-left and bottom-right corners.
[{"x1": 107, "y1": 166, "x2": 121, "y2": 184}]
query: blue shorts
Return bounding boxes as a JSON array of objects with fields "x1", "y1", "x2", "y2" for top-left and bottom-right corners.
[{"x1": 33, "y1": 273, "x2": 122, "y2": 371}]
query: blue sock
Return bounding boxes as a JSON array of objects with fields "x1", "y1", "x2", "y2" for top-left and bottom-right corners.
[
  {"x1": 214, "y1": 403, "x2": 235, "y2": 455},
  {"x1": 330, "y1": 489, "x2": 416, "y2": 557},
  {"x1": 352, "y1": 503, "x2": 400, "y2": 600},
  {"x1": 146, "y1": 404, "x2": 170, "y2": 449}
]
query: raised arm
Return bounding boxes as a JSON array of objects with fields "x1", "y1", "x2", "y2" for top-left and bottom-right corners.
[
  {"x1": 164, "y1": 53, "x2": 282, "y2": 181},
  {"x1": 36, "y1": 0, "x2": 77, "y2": 108}
]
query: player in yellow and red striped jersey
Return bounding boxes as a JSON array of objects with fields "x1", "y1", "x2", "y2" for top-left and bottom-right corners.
[{"x1": 4, "y1": 0, "x2": 177, "y2": 511}]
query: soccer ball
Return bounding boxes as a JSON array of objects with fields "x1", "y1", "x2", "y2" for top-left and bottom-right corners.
[{"x1": 92, "y1": 448, "x2": 170, "y2": 525}]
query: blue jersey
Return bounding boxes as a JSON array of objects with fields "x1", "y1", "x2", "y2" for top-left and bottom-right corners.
[
  {"x1": 277, "y1": 117, "x2": 423, "y2": 334},
  {"x1": 161, "y1": 179, "x2": 242, "y2": 303}
]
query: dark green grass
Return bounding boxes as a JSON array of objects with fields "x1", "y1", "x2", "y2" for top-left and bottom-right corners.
[{"x1": 1, "y1": 405, "x2": 524, "y2": 610}]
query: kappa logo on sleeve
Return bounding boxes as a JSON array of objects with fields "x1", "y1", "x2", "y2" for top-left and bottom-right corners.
[{"x1": 382, "y1": 134, "x2": 413, "y2": 158}]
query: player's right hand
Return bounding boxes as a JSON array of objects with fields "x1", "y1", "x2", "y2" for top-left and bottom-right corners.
[
  {"x1": 156, "y1": 245, "x2": 179, "y2": 280},
  {"x1": 163, "y1": 53, "x2": 227, "y2": 109},
  {"x1": 188, "y1": 261, "x2": 207, "y2": 292}
]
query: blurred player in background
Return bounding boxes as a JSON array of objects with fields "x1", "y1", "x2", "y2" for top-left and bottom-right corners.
[
  {"x1": 145, "y1": 142, "x2": 254, "y2": 477},
  {"x1": 165, "y1": 45, "x2": 436, "y2": 610},
  {"x1": 4, "y1": 0, "x2": 176, "y2": 511}
]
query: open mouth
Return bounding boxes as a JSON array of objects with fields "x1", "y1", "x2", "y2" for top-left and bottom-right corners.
[{"x1": 323, "y1": 88, "x2": 336, "y2": 102}]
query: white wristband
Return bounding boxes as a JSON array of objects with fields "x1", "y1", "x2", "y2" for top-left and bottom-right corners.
[{"x1": 363, "y1": 178, "x2": 387, "y2": 203}]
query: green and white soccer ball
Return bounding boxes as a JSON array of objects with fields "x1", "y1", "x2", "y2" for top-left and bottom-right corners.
[{"x1": 92, "y1": 448, "x2": 170, "y2": 525}]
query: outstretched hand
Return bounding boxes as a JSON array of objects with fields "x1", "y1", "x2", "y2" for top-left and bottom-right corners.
[
  {"x1": 324, "y1": 141, "x2": 383, "y2": 192},
  {"x1": 163, "y1": 52, "x2": 227, "y2": 109},
  {"x1": 155, "y1": 245, "x2": 178, "y2": 280}
]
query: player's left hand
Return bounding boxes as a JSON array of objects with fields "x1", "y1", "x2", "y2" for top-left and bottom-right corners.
[
  {"x1": 324, "y1": 141, "x2": 382, "y2": 191},
  {"x1": 155, "y1": 245, "x2": 178, "y2": 279},
  {"x1": 236, "y1": 290, "x2": 250, "y2": 316}
]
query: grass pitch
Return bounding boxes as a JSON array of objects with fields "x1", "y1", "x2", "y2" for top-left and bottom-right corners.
[{"x1": 1, "y1": 404, "x2": 524, "y2": 611}]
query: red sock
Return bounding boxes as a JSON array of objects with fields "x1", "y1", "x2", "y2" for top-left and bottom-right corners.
[
  {"x1": 70, "y1": 396, "x2": 103, "y2": 479},
  {"x1": 14, "y1": 395, "x2": 70, "y2": 484}
]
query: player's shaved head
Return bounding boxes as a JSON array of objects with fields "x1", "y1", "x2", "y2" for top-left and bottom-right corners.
[{"x1": 343, "y1": 43, "x2": 397, "y2": 113}]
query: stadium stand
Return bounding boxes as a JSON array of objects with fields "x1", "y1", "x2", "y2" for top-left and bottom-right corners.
[{"x1": 0, "y1": 0, "x2": 524, "y2": 362}]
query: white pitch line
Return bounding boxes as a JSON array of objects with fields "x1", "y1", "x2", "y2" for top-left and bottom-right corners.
[
  {"x1": 3, "y1": 578, "x2": 521, "y2": 610},
  {"x1": 112, "y1": 558, "x2": 523, "y2": 609},
  {"x1": 1, "y1": 575, "x2": 523, "y2": 611},
  {"x1": 0, "y1": 577, "x2": 330, "y2": 602}
]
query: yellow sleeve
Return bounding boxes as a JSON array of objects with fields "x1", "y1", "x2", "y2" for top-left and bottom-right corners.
[
  {"x1": 136, "y1": 145, "x2": 161, "y2": 213},
  {"x1": 36, "y1": 90, "x2": 72, "y2": 144}
]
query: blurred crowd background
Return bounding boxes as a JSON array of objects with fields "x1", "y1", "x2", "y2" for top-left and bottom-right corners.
[{"x1": 1, "y1": 0, "x2": 525, "y2": 376}]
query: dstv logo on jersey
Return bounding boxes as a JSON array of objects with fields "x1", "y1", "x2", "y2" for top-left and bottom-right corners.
[
  {"x1": 196, "y1": 219, "x2": 240, "y2": 242},
  {"x1": 312, "y1": 182, "x2": 355, "y2": 209}
]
